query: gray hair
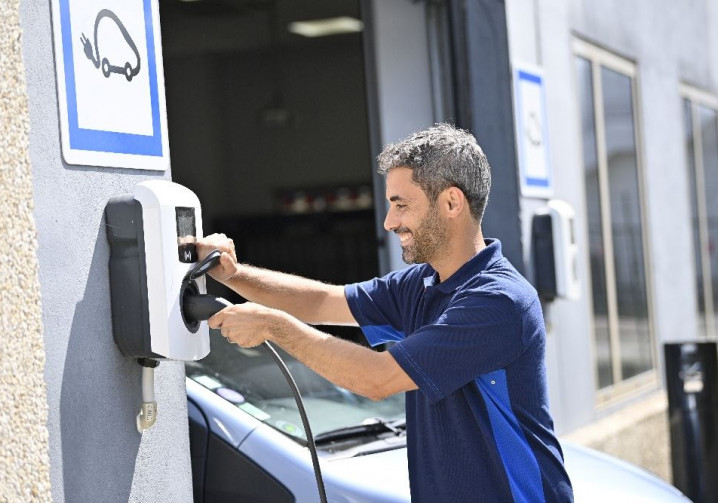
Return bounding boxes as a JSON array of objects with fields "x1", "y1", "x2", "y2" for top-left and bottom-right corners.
[{"x1": 376, "y1": 123, "x2": 491, "y2": 222}]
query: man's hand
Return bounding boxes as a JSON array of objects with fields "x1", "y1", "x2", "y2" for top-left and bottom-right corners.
[
  {"x1": 196, "y1": 233, "x2": 238, "y2": 283},
  {"x1": 196, "y1": 233, "x2": 356, "y2": 326},
  {"x1": 208, "y1": 302, "x2": 287, "y2": 348}
]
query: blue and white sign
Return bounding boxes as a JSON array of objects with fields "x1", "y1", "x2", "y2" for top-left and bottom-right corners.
[
  {"x1": 51, "y1": 0, "x2": 169, "y2": 170},
  {"x1": 513, "y1": 64, "x2": 552, "y2": 198}
]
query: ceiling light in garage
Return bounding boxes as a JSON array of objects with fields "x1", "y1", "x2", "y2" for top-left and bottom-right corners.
[{"x1": 288, "y1": 17, "x2": 363, "y2": 38}]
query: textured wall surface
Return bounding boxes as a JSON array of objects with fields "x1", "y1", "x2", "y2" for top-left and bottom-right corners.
[
  {"x1": 0, "y1": 0, "x2": 52, "y2": 501},
  {"x1": 19, "y1": 0, "x2": 194, "y2": 501}
]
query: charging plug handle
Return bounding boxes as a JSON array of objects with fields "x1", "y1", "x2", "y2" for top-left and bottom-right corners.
[{"x1": 184, "y1": 249, "x2": 222, "y2": 283}]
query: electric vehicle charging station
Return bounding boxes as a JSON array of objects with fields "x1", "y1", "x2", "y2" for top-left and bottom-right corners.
[
  {"x1": 531, "y1": 199, "x2": 581, "y2": 301},
  {"x1": 105, "y1": 180, "x2": 221, "y2": 431}
]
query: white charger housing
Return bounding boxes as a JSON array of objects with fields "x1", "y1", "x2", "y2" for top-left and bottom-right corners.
[{"x1": 136, "y1": 181, "x2": 210, "y2": 360}]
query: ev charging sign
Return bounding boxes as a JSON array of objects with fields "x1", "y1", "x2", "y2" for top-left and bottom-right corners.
[
  {"x1": 512, "y1": 64, "x2": 552, "y2": 198},
  {"x1": 51, "y1": 0, "x2": 169, "y2": 170}
]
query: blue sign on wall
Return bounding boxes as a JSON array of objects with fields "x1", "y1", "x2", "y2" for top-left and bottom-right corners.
[
  {"x1": 513, "y1": 64, "x2": 552, "y2": 198},
  {"x1": 51, "y1": 0, "x2": 169, "y2": 170}
]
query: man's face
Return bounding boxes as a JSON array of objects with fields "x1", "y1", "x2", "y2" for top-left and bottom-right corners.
[{"x1": 384, "y1": 168, "x2": 447, "y2": 265}]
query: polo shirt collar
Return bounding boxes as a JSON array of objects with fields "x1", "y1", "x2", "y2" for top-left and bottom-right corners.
[{"x1": 423, "y1": 238, "x2": 503, "y2": 293}]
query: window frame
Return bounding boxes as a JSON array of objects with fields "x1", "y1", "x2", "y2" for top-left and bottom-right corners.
[
  {"x1": 572, "y1": 39, "x2": 657, "y2": 406},
  {"x1": 680, "y1": 83, "x2": 718, "y2": 339}
]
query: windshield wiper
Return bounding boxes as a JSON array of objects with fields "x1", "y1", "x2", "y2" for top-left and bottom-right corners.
[{"x1": 314, "y1": 418, "x2": 406, "y2": 444}]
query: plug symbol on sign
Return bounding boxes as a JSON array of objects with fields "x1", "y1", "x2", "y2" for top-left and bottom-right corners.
[{"x1": 80, "y1": 9, "x2": 141, "y2": 82}]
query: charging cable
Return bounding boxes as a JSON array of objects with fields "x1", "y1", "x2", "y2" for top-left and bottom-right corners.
[
  {"x1": 137, "y1": 358, "x2": 159, "y2": 432},
  {"x1": 263, "y1": 340, "x2": 328, "y2": 503},
  {"x1": 183, "y1": 293, "x2": 328, "y2": 503}
]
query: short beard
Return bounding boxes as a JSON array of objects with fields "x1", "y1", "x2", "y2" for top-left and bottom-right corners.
[{"x1": 399, "y1": 202, "x2": 446, "y2": 264}]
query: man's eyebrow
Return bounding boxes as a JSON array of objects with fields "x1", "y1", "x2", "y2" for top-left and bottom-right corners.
[{"x1": 388, "y1": 195, "x2": 407, "y2": 202}]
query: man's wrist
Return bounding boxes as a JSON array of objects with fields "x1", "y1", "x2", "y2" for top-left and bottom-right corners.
[{"x1": 265, "y1": 308, "x2": 295, "y2": 344}]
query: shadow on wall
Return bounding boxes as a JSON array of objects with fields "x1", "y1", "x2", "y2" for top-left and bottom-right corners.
[{"x1": 60, "y1": 223, "x2": 140, "y2": 501}]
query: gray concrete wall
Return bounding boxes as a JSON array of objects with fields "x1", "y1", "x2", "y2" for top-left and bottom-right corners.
[
  {"x1": 20, "y1": 1, "x2": 193, "y2": 501},
  {"x1": 0, "y1": 1, "x2": 51, "y2": 500}
]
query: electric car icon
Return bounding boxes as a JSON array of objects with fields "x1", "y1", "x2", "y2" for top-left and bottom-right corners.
[
  {"x1": 186, "y1": 329, "x2": 691, "y2": 502},
  {"x1": 79, "y1": 9, "x2": 141, "y2": 82}
]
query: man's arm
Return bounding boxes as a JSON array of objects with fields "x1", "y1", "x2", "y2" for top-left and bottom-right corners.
[
  {"x1": 197, "y1": 234, "x2": 355, "y2": 326},
  {"x1": 208, "y1": 302, "x2": 418, "y2": 401}
]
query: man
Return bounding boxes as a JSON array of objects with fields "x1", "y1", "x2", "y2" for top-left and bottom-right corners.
[{"x1": 197, "y1": 123, "x2": 573, "y2": 502}]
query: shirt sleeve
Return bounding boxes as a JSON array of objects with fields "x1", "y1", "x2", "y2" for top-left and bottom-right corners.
[
  {"x1": 344, "y1": 269, "x2": 412, "y2": 347},
  {"x1": 388, "y1": 292, "x2": 523, "y2": 403}
]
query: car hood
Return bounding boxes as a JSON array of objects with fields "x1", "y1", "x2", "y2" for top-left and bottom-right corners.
[
  {"x1": 326, "y1": 441, "x2": 691, "y2": 503},
  {"x1": 562, "y1": 442, "x2": 690, "y2": 502},
  {"x1": 325, "y1": 445, "x2": 410, "y2": 502}
]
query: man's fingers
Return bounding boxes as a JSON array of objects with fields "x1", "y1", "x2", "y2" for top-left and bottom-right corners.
[
  {"x1": 227, "y1": 239, "x2": 237, "y2": 261},
  {"x1": 208, "y1": 309, "x2": 226, "y2": 329},
  {"x1": 220, "y1": 252, "x2": 235, "y2": 267},
  {"x1": 209, "y1": 304, "x2": 244, "y2": 329}
]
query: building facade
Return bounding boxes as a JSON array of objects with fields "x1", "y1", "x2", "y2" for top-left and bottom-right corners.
[
  {"x1": 505, "y1": 0, "x2": 718, "y2": 480},
  {"x1": 2, "y1": 0, "x2": 717, "y2": 499}
]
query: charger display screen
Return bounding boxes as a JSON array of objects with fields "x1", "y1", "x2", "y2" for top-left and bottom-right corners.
[{"x1": 176, "y1": 207, "x2": 197, "y2": 263}]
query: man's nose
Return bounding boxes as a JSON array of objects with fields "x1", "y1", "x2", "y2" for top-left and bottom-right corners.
[{"x1": 383, "y1": 208, "x2": 397, "y2": 232}]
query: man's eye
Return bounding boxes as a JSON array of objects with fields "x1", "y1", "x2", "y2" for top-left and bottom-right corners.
[{"x1": 396, "y1": 204, "x2": 406, "y2": 209}]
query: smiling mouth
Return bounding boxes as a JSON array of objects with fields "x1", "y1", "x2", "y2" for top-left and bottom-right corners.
[{"x1": 395, "y1": 229, "x2": 412, "y2": 245}]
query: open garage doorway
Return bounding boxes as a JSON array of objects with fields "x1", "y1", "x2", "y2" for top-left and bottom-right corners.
[{"x1": 159, "y1": 0, "x2": 379, "y2": 337}]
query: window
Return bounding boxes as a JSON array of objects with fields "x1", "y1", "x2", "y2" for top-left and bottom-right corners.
[
  {"x1": 574, "y1": 40, "x2": 654, "y2": 397},
  {"x1": 681, "y1": 85, "x2": 718, "y2": 339}
]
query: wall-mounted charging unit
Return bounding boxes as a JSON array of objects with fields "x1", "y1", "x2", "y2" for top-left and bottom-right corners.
[
  {"x1": 105, "y1": 180, "x2": 214, "y2": 431},
  {"x1": 531, "y1": 199, "x2": 580, "y2": 301},
  {"x1": 105, "y1": 180, "x2": 210, "y2": 361}
]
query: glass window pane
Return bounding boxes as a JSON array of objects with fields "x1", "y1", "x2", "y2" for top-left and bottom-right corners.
[
  {"x1": 684, "y1": 99, "x2": 707, "y2": 336},
  {"x1": 601, "y1": 67, "x2": 652, "y2": 380},
  {"x1": 699, "y1": 105, "x2": 718, "y2": 329},
  {"x1": 577, "y1": 57, "x2": 613, "y2": 388}
]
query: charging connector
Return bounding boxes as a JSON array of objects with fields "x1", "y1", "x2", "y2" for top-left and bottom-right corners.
[{"x1": 182, "y1": 293, "x2": 232, "y2": 322}]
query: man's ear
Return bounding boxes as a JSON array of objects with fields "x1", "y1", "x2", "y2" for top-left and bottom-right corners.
[{"x1": 444, "y1": 187, "x2": 466, "y2": 217}]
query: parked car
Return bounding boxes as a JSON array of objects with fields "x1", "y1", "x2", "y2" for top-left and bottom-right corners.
[{"x1": 186, "y1": 330, "x2": 690, "y2": 502}]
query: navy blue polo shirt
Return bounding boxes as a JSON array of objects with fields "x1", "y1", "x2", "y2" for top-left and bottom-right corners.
[{"x1": 345, "y1": 239, "x2": 573, "y2": 502}]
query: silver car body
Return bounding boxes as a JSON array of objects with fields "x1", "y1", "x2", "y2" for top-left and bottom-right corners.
[{"x1": 187, "y1": 377, "x2": 690, "y2": 502}]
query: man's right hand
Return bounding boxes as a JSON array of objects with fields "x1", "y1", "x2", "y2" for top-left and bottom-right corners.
[{"x1": 196, "y1": 233, "x2": 239, "y2": 283}]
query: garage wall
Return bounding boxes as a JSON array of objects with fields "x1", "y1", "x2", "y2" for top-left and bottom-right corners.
[{"x1": 0, "y1": 1, "x2": 51, "y2": 500}]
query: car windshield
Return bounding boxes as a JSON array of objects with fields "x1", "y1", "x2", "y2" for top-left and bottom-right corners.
[{"x1": 186, "y1": 329, "x2": 406, "y2": 444}]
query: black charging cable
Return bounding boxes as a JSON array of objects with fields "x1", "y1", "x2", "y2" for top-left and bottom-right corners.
[
  {"x1": 262, "y1": 340, "x2": 328, "y2": 503},
  {"x1": 183, "y1": 293, "x2": 328, "y2": 503}
]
